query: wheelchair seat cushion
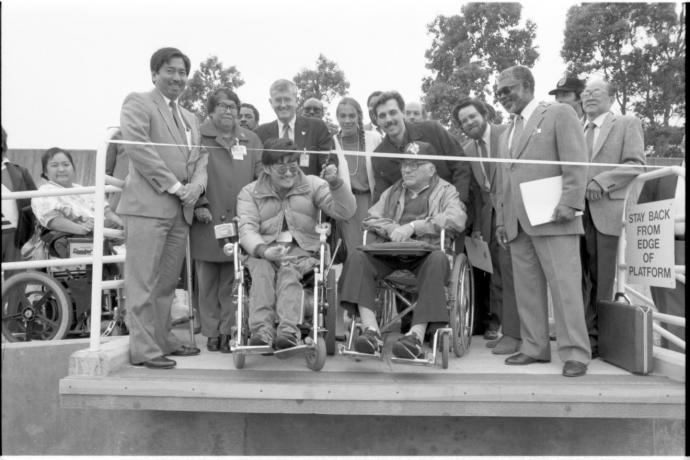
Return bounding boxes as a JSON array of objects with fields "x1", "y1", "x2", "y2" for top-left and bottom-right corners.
[{"x1": 357, "y1": 241, "x2": 437, "y2": 257}]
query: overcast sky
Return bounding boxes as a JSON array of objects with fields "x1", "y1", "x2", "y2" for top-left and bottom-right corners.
[{"x1": 2, "y1": 0, "x2": 581, "y2": 149}]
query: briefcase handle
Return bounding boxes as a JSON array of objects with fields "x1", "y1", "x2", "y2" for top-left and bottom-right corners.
[{"x1": 613, "y1": 292, "x2": 632, "y2": 305}]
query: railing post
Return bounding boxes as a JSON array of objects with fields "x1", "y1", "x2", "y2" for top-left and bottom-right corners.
[{"x1": 89, "y1": 127, "x2": 120, "y2": 351}]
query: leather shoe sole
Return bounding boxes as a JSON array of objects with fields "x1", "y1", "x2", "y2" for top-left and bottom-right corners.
[
  {"x1": 504, "y1": 352, "x2": 550, "y2": 365},
  {"x1": 135, "y1": 356, "x2": 176, "y2": 369},
  {"x1": 562, "y1": 360, "x2": 588, "y2": 377},
  {"x1": 169, "y1": 345, "x2": 200, "y2": 357}
]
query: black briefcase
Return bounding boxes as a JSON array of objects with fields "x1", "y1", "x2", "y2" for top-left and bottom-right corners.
[{"x1": 598, "y1": 295, "x2": 653, "y2": 375}]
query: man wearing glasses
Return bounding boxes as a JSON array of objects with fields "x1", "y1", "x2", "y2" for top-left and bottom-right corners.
[
  {"x1": 236, "y1": 138, "x2": 355, "y2": 349},
  {"x1": 494, "y1": 65, "x2": 591, "y2": 377},
  {"x1": 338, "y1": 142, "x2": 467, "y2": 359}
]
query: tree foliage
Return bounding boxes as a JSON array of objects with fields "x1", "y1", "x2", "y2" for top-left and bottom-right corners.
[
  {"x1": 422, "y1": 2, "x2": 539, "y2": 127},
  {"x1": 179, "y1": 55, "x2": 245, "y2": 119},
  {"x1": 562, "y1": 3, "x2": 685, "y2": 155},
  {"x1": 293, "y1": 54, "x2": 350, "y2": 109}
]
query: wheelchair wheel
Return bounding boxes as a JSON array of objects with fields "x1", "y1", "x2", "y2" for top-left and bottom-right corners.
[
  {"x1": 2, "y1": 271, "x2": 73, "y2": 342},
  {"x1": 305, "y1": 337, "x2": 327, "y2": 371},
  {"x1": 449, "y1": 254, "x2": 474, "y2": 357},
  {"x1": 440, "y1": 332, "x2": 449, "y2": 369},
  {"x1": 324, "y1": 270, "x2": 337, "y2": 355}
]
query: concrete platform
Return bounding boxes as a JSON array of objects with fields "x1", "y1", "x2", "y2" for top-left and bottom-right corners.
[{"x1": 59, "y1": 331, "x2": 685, "y2": 419}]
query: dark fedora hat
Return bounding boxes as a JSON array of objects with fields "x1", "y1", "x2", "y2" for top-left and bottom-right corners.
[{"x1": 548, "y1": 74, "x2": 585, "y2": 95}]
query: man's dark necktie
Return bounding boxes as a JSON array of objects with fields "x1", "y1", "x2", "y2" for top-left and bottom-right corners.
[
  {"x1": 281, "y1": 123, "x2": 290, "y2": 140},
  {"x1": 585, "y1": 121, "x2": 596, "y2": 160},
  {"x1": 169, "y1": 101, "x2": 187, "y2": 146},
  {"x1": 476, "y1": 138, "x2": 490, "y2": 188}
]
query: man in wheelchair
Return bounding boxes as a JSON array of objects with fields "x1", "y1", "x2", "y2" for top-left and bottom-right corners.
[
  {"x1": 236, "y1": 138, "x2": 355, "y2": 350},
  {"x1": 339, "y1": 141, "x2": 467, "y2": 359}
]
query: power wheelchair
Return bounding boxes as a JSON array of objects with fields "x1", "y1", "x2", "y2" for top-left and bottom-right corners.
[
  {"x1": 1, "y1": 229, "x2": 126, "y2": 342},
  {"x1": 215, "y1": 218, "x2": 339, "y2": 371},
  {"x1": 338, "y1": 229, "x2": 474, "y2": 369}
]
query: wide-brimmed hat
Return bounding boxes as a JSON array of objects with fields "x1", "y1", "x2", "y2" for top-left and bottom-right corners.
[{"x1": 548, "y1": 75, "x2": 585, "y2": 95}]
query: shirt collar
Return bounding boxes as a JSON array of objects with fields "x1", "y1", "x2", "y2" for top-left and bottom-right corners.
[
  {"x1": 1, "y1": 157, "x2": 9, "y2": 167},
  {"x1": 586, "y1": 111, "x2": 610, "y2": 128},
  {"x1": 279, "y1": 116, "x2": 296, "y2": 132},
  {"x1": 518, "y1": 98, "x2": 539, "y2": 123},
  {"x1": 158, "y1": 90, "x2": 179, "y2": 108}
]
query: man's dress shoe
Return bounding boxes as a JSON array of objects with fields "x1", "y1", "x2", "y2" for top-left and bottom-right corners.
[
  {"x1": 504, "y1": 352, "x2": 550, "y2": 365},
  {"x1": 207, "y1": 337, "x2": 220, "y2": 352},
  {"x1": 485, "y1": 337, "x2": 500, "y2": 348},
  {"x1": 562, "y1": 360, "x2": 588, "y2": 377},
  {"x1": 219, "y1": 334, "x2": 231, "y2": 353},
  {"x1": 139, "y1": 356, "x2": 176, "y2": 369},
  {"x1": 169, "y1": 345, "x2": 201, "y2": 356},
  {"x1": 492, "y1": 336, "x2": 521, "y2": 355},
  {"x1": 483, "y1": 329, "x2": 500, "y2": 341}
]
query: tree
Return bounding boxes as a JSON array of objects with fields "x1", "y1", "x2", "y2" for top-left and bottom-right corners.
[
  {"x1": 293, "y1": 54, "x2": 350, "y2": 110},
  {"x1": 179, "y1": 55, "x2": 245, "y2": 119},
  {"x1": 562, "y1": 3, "x2": 685, "y2": 156},
  {"x1": 422, "y1": 3, "x2": 539, "y2": 128}
]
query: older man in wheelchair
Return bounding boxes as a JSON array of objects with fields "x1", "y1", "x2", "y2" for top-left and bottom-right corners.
[
  {"x1": 339, "y1": 141, "x2": 467, "y2": 361},
  {"x1": 236, "y1": 138, "x2": 355, "y2": 352}
]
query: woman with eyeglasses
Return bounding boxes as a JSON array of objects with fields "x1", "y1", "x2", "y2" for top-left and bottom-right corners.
[
  {"x1": 236, "y1": 138, "x2": 356, "y2": 349},
  {"x1": 190, "y1": 87, "x2": 263, "y2": 353},
  {"x1": 332, "y1": 97, "x2": 382, "y2": 255}
]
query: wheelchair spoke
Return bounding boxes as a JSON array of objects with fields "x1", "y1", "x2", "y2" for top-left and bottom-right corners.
[{"x1": 34, "y1": 314, "x2": 59, "y2": 330}]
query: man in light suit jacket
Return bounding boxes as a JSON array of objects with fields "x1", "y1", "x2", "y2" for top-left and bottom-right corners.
[
  {"x1": 118, "y1": 47, "x2": 208, "y2": 369},
  {"x1": 580, "y1": 79, "x2": 646, "y2": 356},
  {"x1": 255, "y1": 79, "x2": 334, "y2": 176},
  {"x1": 495, "y1": 65, "x2": 591, "y2": 377},
  {"x1": 453, "y1": 98, "x2": 520, "y2": 355}
]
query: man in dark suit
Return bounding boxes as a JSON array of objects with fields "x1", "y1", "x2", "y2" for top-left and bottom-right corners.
[
  {"x1": 118, "y1": 47, "x2": 208, "y2": 369},
  {"x1": 580, "y1": 78, "x2": 646, "y2": 357},
  {"x1": 255, "y1": 79, "x2": 334, "y2": 176},
  {"x1": 495, "y1": 65, "x2": 591, "y2": 377},
  {"x1": 371, "y1": 91, "x2": 472, "y2": 207},
  {"x1": 1, "y1": 126, "x2": 37, "y2": 267},
  {"x1": 453, "y1": 98, "x2": 520, "y2": 354}
]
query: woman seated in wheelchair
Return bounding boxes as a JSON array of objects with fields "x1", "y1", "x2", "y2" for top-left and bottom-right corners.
[
  {"x1": 339, "y1": 141, "x2": 466, "y2": 359},
  {"x1": 31, "y1": 147, "x2": 124, "y2": 259},
  {"x1": 236, "y1": 138, "x2": 355, "y2": 350}
]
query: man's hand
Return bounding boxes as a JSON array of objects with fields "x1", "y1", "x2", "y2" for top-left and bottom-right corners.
[
  {"x1": 194, "y1": 207, "x2": 212, "y2": 224},
  {"x1": 585, "y1": 180, "x2": 603, "y2": 201},
  {"x1": 321, "y1": 163, "x2": 339, "y2": 186},
  {"x1": 390, "y1": 224, "x2": 414, "y2": 242},
  {"x1": 263, "y1": 245, "x2": 289, "y2": 262},
  {"x1": 177, "y1": 183, "x2": 203, "y2": 207},
  {"x1": 495, "y1": 225, "x2": 508, "y2": 250},
  {"x1": 552, "y1": 204, "x2": 577, "y2": 223}
]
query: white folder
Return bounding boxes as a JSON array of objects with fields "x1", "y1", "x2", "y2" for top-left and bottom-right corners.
[{"x1": 519, "y1": 175, "x2": 583, "y2": 226}]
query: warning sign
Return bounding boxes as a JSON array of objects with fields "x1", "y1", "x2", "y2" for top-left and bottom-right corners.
[{"x1": 625, "y1": 199, "x2": 676, "y2": 288}]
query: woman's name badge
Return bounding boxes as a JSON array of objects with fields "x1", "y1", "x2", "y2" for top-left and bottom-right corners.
[
  {"x1": 299, "y1": 151, "x2": 309, "y2": 167},
  {"x1": 231, "y1": 145, "x2": 247, "y2": 160}
]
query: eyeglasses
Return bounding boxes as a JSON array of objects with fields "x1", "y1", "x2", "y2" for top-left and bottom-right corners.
[
  {"x1": 496, "y1": 83, "x2": 520, "y2": 97},
  {"x1": 271, "y1": 161, "x2": 300, "y2": 175},
  {"x1": 303, "y1": 106, "x2": 323, "y2": 114},
  {"x1": 581, "y1": 89, "x2": 607, "y2": 98},
  {"x1": 216, "y1": 102, "x2": 238, "y2": 112}
]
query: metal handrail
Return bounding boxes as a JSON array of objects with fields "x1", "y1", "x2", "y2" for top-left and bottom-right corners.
[
  {"x1": 0, "y1": 127, "x2": 122, "y2": 351},
  {"x1": 616, "y1": 165, "x2": 686, "y2": 354}
]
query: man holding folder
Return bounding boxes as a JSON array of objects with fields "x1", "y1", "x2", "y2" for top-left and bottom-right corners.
[{"x1": 494, "y1": 65, "x2": 591, "y2": 377}]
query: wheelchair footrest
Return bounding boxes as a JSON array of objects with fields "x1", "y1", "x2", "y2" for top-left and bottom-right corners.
[
  {"x1": 390, "y1": 355, "x2": 436, "y2": 367},
  {"x1": 231, "y1": 345, "x2": 274, "y2": 355},
  {"x1": 273, "y1": 344, "x2": 312, "y2": 359},
  {"x1": 338, "y1": 344, "x2": 384, "y2": 361}
]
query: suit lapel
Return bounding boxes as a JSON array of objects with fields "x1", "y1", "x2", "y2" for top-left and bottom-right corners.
[
  {"x1": 153, "y1": 91, "x2": 188, "y2": 155},
  {"x1": 294, "y1": 116, "x2": 306, "y2": 148},
  {"x1": 513, "y1": 104, "x2": 546, "y2": 159},
  {"x1": 487, "y1": 125, "x2": 502, "y2": 186},
  {"x1": 592, "y1": 113, "x2": 615, "y2": 160}
]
